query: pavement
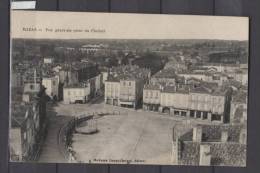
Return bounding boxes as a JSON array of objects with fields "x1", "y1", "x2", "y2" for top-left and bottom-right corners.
[{"x1": 37, "y1": 96, "x2": 201, "y2": 164}]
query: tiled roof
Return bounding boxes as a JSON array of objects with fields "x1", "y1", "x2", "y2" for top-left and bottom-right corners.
[{"x1": 179, "y1": 141, "x2": 246, "y2": 166}]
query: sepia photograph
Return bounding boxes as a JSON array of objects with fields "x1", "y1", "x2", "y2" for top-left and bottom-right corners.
[{"x1": 10, "y1": 11, "x2": 248, "y2": 166}]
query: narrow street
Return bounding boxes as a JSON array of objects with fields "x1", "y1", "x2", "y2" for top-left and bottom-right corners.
[
  {"x1": 38, "y1": 105, "x2": 73, "y2": 163},
  {"x1": 37, "y1": 96, "x2": 104, "y2": 163}
]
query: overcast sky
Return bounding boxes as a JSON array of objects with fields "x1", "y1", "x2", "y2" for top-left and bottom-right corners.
[{"x1": 11, "y1": 11, "x2": 249, "y2": 41}]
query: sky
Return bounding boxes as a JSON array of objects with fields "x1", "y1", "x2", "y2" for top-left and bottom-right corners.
[{"x1": 11, "y1": 11, "x2": 249, "y2": 41}]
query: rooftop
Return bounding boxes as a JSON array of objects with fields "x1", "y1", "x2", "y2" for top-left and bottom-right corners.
[
  {"x1": 143, "y1": 84, "x2": 161, "y2": 90},
  {"x1": 175, "y1": 124, "x2": 247, "y2": 166},
  {"x1": 160, "y1": 83, "x2": 226, "y2": 96},
  {"x1": 108, "y1": 65, "x2": 151, "y2": 81},
  {"x1": 178, "y1": 141, "x2": 246, "y2": 166},
  {"x1": 152, "y1": 68, "x2": 177, "y2": 79},
  {"x1": 64, "y1": 82, "x2": 89, "y2": 88}
]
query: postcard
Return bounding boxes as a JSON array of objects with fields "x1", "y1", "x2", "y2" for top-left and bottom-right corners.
[{"x1": 10, "y1": 10, "x2": 248, "y2": 166}]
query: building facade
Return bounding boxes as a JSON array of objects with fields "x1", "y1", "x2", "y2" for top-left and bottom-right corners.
[
  {"x1": 143, "y1": 84, "x2": 161, "y2": 111},
  {"x1": 104, "y1": 80, "x2": 120, "y2": 106},
  {"x1": 104, "y1": 65, "x2": 151, "y2": 109},
  {"x1": 142, "y1": 83, "x2": 232, "y2": 123},
  {"x1": 10, "y1": 89, "x2": 47, "y2": 161},
  {"x1": 63, "y1": 84, "x2": 91, "y2": 104}
]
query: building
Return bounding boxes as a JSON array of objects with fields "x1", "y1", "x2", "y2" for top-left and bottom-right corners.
[
  {"x1": 100, "y1": 68, "x2": 109, "y2": 87},
  {"x1": 59, "y1": 67, "x2": 79, "y2": 86},
  {"x1": 142, "y1": 82, "x2": 232, "y2": 123},
  {"x1": 63, "y1": 83, "x2": 91, "y2": 104},
  {"x1": 178, "y1": 71, "x2": 229, "y2": 86},
  {"x1": 79, "y1": 44, "x2": 106, "y2": 54},
  {"x1": 10, "y1": 88, "x2": 48, "y2": 161},
  {"x1": 104, "y1": 79, "x2": 120, "y2": 106},
  {"x1": 105, "y1": 77, "x2": 145, "y2": 109},
  {"x1": 159, "y1": 85, "x2": 232, "y2": 123},
  {"x1": 43, "y1": 57, "x2": 54, "y2": 64},
  {"x1": 202, "y1": 64, "x2": 241, "y2": 73},
  {"x1": 172, "y1": 124, "x2": 246, "y2": 166},
  {"x1": 42, "y1": 75, "x2": 59, "y2": 99},
  {"x1": 150, "y1": 68, "x2": 176, "y2": 86},
  {"x1": 119, "y1": 78, "x2": 144, "y2": 108},
  {"x1": 12, "y1": 72, "x2": 23, "y2": 87},
  {"x1": 208, "y1": 51, "x2": 243, "y2": 64},
  {"x1": 72, "y1": 62, "x2": 99, "y2": 83},
  {"x1": 228, "y1": 70, "x2": 248, "y2": 85},
  {"x1": 104, "y1": 65, "x2": 151, "y2": 109},
  {"x1": 22, "y1": 68, "x2": 42, "y2": 94},
  {"x1": 143, "y1": 84, "x2": 161, "y2": 111},
  {"x1": 230, "y1": 90, "x2": 248, "y2": 123}
]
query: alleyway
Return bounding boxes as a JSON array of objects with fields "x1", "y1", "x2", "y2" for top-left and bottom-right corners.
[{"x1": 38, "y1": 106, "x2": 72, "y2": 163}]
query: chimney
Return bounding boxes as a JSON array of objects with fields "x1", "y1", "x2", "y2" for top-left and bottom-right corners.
[
  {"x1": 199, "y1": 144, "x2": 211, "y2": 166},
  {"x1": 221, "y1": 130, "x2": 229, "y2": 142},
  {"x1": 193, "y1": 126, "x2": 202, "y2": 142}
]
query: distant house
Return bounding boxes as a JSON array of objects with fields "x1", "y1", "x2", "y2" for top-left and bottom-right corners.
[{"x1": 43, "y1": 57, "x2": 54, "y2": 64}]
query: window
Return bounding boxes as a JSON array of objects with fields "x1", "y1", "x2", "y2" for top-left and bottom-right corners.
[
  {"x1": 129, "y1": 82, "x2": 131, "y2": 86},
  {"x1": 30, "y1": 84, "x2": 34, "y2": 90},
  {"x1": 212, "y1": 114, "x2": 221, "y2": 121},
  {"x1": 156, "y1": 92, "x2": 159, "y2": 98},
  {"x1": 196, "y1": 111, "x2": 201, "y2": 118},
  {"x1": 174, "y1": 111, "x2": 180, "y2": 116},
  {"x1": 212, "y1": 75, "x2": 221, "y2": 80},
  {"x1": 190, "y1": 110, "x2": 195, "y2": 118},
  {"x1": 53, "y1": 81, "x2": 56, "y2": 86},
  {"x1": 67, "y1": 91, "x2": 70, "y2": 96},
  {"x1": 181, "y1": 111, "x2": 187, "y2": 117},
  {"x1": 203, "y1": 112, "x2": 208, "y2": 119}
]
